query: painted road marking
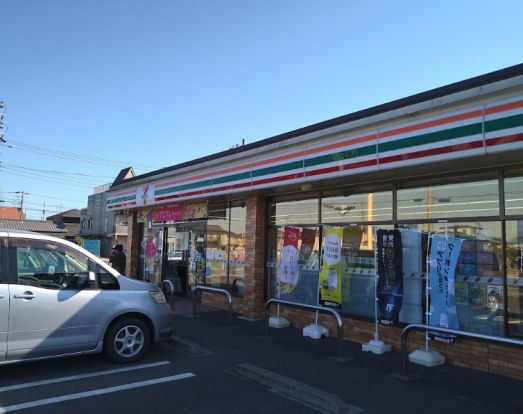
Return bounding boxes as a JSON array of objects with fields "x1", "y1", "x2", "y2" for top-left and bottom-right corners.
[
  {"x1": 0, "y1": 360, "x2": 171, "y2": 393},
  {"x1": 0, "y1": 372, "x2": 195, "y2": 413}
]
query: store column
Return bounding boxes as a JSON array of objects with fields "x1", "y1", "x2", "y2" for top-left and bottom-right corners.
[
  {"x1": 126, "y1": 210, "x2": 141, "y2": 278},
  {"x1": 239, "y1": 194, "x2": 266, "y2": 318}
]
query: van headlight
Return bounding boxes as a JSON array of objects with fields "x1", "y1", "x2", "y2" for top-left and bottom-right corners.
[{"x1": 149, "y1": 290, "x2": 167, "y2": 304}]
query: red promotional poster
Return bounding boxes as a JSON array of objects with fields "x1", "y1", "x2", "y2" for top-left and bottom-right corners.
[
  {"x1": 153, "y1": 205, "x2": 184, "y2": 222},
  {"x1": 284, "y1": 226, "x2": 300, "y2": 249}
]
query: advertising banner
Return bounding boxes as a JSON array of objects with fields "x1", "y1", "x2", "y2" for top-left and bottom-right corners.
[
  {"x1": 279, "y1": 226, "x2": 301, "y2": 294},
  {"x1": 153, "y1": 205, "x2": 185, "y2": 222},
  {"x1": 185, "y1": 203, "x2": 208, "y2": 219},
  {"x1": 428, "y1": 235, "x2": 463, "y2": 343},
  {"x1": 377, "y1": 229, "x2": 403, "y2": 325},
  {"x1": 137, "y1": 208, "x2": 153, "y2": 223},
  {"x1": 319, "y1": 226, "x2": 343, "y2": 308},
  {"x1": 300, "y1": 228, "x2": 316, "y2": 261}
]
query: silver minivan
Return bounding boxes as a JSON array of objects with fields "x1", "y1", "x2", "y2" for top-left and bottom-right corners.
[{"x1": 0, "y1": 229, "x2": 172, "y2": 364}]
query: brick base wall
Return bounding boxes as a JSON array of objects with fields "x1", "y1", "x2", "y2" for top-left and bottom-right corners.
[{"x1": 201, "y1": 297, "x2": 523, "y2": 380}]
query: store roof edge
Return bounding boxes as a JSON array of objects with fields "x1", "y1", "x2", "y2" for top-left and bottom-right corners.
[{"x1": 111, "y1": 62, "x2": 523, "y2": 189}]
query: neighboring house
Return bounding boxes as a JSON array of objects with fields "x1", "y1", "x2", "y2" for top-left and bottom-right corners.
[
  {"x1": 46, "y1": 209, "x2": 81, "y2": 242},
  {"x1": 0, "y1": 219, "x2": 68, "y2": 237},
  {"x1": 80, "y1": 181, "x2": 131, "y2": 258},
  {"x1": 0, "y1": 207, "x2": 25, "y2": 220}
]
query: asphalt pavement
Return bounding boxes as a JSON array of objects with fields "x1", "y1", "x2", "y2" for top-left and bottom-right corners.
[{"x1": 170, "y1": 297, "x2": 523, "y2": 414}]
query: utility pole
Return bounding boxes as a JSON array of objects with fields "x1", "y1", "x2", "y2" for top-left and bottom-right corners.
[
  {"x1": 42, "y1": 201, "x2": 46, "y2": 220},
  {"x1": 0, "y1": 100, "x2": 6, "y2": 143},
  {"x1": 16, "y1": 191, "x2": 28, "y2": 219}
]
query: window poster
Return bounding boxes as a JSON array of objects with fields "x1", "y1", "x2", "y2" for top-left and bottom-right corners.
[
  {"x1": 428, "y1": 235, "x2": 463, "y2": 343},
  {"x1": 279, "y1": 226, "x2": 301, "y2": 294},
  {"x1": 319, "y1": 226, "x2": 343, "y2": 308},
  {"x1": 300, "y1": 228, "x2": 316, "y2": 261},
  {"x1": 137, "y1": 208, "x2": 153, "y2": 223},
  {"x1": 377, "y1": 229, "x2": 403, "y2": 325}
]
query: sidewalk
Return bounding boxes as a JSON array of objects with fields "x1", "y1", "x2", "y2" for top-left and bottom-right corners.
[{"x1": 169, "y1": 298, "x2": 522, "y2": 414}]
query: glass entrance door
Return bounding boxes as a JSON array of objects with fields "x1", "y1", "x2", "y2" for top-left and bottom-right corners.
[
  {"x1": 163, "y1": 221, "x2": 207, "y2": 294},
  {"x1": 188, "y1": 222, "x2": 207, "y2": 290},
  {"x1": 164, "y1": 224, "x2": 189, "y2": 294}
]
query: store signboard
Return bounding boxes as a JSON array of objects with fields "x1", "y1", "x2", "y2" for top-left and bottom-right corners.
[
  {"x1": 377, "y1": 229, "x2": 403, "y2": 325},
  {"x1": 153, "y1": 205, "x2": 184, "y2": 222},
  {"x1": 136, "y1": 184, "x2": 155, "y2": 207}
]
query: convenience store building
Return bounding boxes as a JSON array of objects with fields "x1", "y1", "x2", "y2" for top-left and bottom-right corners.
[{"x1": 107, "y1": 64, "x2": 523, "y2": 379}]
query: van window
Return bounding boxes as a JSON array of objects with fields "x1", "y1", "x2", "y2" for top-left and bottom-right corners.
[{"x1": 14, "y1": 238, "x2": 92, "y2": 290}]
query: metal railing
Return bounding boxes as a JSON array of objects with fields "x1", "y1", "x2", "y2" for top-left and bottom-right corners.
[
  {"x1": 401, "y1": 323, "x2": 523, "y2": 377},
  {"x1": 161, "y1": 279, "x2": 176, "y2": 310},
  {"x1": 192, "y1": 285, "x2": 233, "y2": 328},
  {"x1": 265, "y1": 298, "x2": 345, "y2": 360}
]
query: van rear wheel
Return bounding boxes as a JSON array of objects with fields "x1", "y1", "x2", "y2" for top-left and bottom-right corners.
[{"x1": 104, "y1": 318, "x2": 150, "y2": 363}]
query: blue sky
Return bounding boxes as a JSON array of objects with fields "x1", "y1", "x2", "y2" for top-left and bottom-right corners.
[{"x1": 1, "y1": 0, "x2": 522, "y2": 219}]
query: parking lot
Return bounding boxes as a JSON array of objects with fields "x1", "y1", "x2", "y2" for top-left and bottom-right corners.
[{"x1": 0, "y1": 298, "x2": 521, "y2": 413}]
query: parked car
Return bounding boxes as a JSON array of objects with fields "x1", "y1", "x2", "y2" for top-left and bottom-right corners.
[{"x1": 0, "y1": 228, "x2": 172, "y2": 365}]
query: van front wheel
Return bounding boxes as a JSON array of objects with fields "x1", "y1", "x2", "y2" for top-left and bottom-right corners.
[{"x1": 104, "y1": 318, "x2": 150, "y2": 363}]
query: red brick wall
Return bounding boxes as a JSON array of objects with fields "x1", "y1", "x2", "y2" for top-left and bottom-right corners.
[{"x1": 127, "y1": 211, "x2": 141, "y2": 278}]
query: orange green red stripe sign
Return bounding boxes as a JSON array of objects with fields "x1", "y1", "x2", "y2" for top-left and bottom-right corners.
[{"x1": 107, "y1": 96, "x2": 523, "y2": 211}]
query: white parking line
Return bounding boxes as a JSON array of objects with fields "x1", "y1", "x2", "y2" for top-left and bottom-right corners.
[
  {"x1": 0, "y1": 372, "x2": 196, "y2": 413},
  {"x1": 0, "y1": 360, "x2": 171, "y2": 393}
]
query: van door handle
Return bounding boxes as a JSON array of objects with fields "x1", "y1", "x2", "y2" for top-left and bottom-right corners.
[{"x1": 14, "y1": 292, "x2": 35, "y2": 300}]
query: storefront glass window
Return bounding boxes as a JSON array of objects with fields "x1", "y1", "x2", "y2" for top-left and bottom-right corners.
[
  {"x1": 340, "y1": 225, "x2": 381, "y2": 318},
  {"x1": 204, "y1": 201, "x2": 246, "y2": 295},
  {"x1": 504, "y1": 221, "x2": 523, "y2": 338},
  {"x1": 140, "y1": 225, "x2": 164, "y2": 284},
  {"x1": 397, "y1": 179, "x2": 499, "y2": 220},
  {"x1": 206, "y1": 203, "x2": 229, "y2": 288},
  {"x1": 267, "y1": 226, "x2": 321, "y2": 306},
  {"x1": 504, "y1": 176, "x2": 523, "y2": 216},
  {"x1": 402, "y1": 221, "x2": 504, "y2": 336},
  {"x1": 322, "y1": 191, "x2": 392, "y2": 223},
  {"x1": 269, "y1": 197, "x2": 319, "y2": 225}
]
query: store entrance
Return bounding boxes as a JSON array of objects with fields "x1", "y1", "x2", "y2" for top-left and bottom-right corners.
[{"x1": 163, "y1": 221, "x2": 207, "y2": 295}]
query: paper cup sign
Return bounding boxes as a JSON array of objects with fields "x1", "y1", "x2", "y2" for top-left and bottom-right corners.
[
  {"x1": 319, "y1": 226, "x2": 343, "y2": 308},
  {"x1": 324, "y1": 232, "x2": 341, "y2": 266}
]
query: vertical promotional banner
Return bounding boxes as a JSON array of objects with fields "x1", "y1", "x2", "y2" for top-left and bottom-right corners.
[
  {"x1": 319, "y1": 226, "x2": 343, "y2": 308},
  {"x1": 428, "y1": 235, "x2": 464, "y2": 342},
  {"x1": 279, "y1": 226, "x2": 301, "y2": 294},
  {"x1": 300, "y1": 228, "x2": 316, "y2": 261},
  {"x1": 377, "y1": 229, "x2": 403, "y2": 325}
]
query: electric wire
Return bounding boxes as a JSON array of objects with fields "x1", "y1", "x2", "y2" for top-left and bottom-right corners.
[{"x1": 1, "y1": 138, "x2": 161, "y2": 170}]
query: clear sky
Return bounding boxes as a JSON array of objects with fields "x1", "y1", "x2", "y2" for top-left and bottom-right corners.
[{"x1": 1, "y1": 0, "x2": 522, "y2": 219}]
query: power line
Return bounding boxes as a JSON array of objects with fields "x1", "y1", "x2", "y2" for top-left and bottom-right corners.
[
  {"x1": 2, "y1": 191, "x2": 86, "y2": 204},
  {"x1": 0, "y1": 161, "x2": 115, "y2": 180},
  {"x1": 1, "y1": 138, "x2": 161, "y2": 171},
  {"x1": 0, "y1": 169, "x2": 94, "y2": 188},
  {"x1": 0, "y1": 164, "x2": 107, "y2": 186}
]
